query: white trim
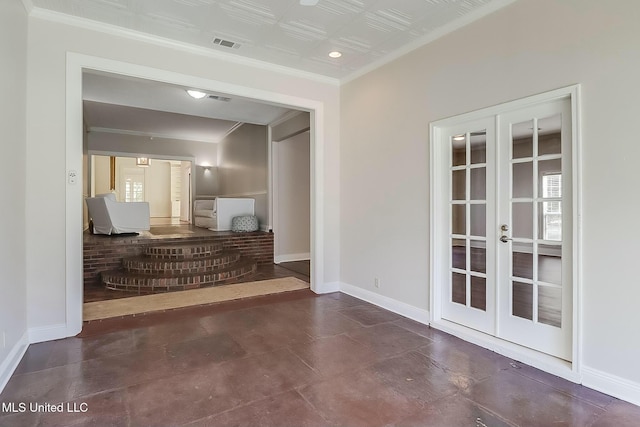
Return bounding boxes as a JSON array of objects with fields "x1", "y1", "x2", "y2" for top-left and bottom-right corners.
[
  {"x1": 88, "y1": 150, "x2": 195, "y2": 164},
  {"x1": 27, "y1": 323, "x2": 69, "y2": 344},
  {"x1": 0, "y1": 332, "x2": 29, "y2": 394},
  {"x1": 31, "y1": 8, "x2": 340, "y2": 86},
  {"x1": 66, "y1": 53, "x2": 326, "y2": 335},
  {"x1": 340, "y1": 282, "x2": 430, "y2": 325},
  {"x1": 313, "y1": 281, "x2": 340, "y2": 294},
  {"x1": 88, "y1": 127, "x2": 219, "y2": 144},
  {"x1": 213, "y1": 191, "x2": 268, "y2": 198},
  {"x1": 275, "y1": 253, "x2": 311, "y2": 264},
  {"x1": 66, "y1": 53, "x2": 84, "y2": 338},
  {"x1": 269, "y1": 110, "x2": 304, "y2": 128},
  {"x1": 341, "y1": 0, "x2": 519, "y2": 84},
  {"x1": 582, "y1": 366, "x2": 640, "y2": 407},
  {"x1": 19, "y1": 0, "x2": 33, "y2": 14},
  {"x1": 430, "y1": 318, "x2": 580, "y2": 383}
]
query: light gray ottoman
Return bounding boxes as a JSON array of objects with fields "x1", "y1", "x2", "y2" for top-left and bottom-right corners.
[{"x1": 231, "y1": 215, "x2": 259, "y2": 232}]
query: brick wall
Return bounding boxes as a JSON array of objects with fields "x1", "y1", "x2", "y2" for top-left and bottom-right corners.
[{"x1": 83, "y1": 231, "x2": 274, "y2": 287}]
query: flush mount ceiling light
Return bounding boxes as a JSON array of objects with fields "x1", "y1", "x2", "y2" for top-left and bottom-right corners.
[
  {"x1": 300, "y1": 0, "x2": 319, "y2": 5},
  {"x1": 453, "y1": 135, "x2": 465, "y2": 141},
  {"x1": 186, "y1": 89, "x2": 207, "y2": 99},
  {"x1": 328, "y1": 51, "x2": 342, "y2": 58}
]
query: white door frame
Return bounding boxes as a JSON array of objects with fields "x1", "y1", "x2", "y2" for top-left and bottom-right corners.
[
  {"x1": 66, "y1": 53, "x2": 327, "y2": 337},
  {"x1": 429, "y1": 85, "x2": 582, "y2": 382}
]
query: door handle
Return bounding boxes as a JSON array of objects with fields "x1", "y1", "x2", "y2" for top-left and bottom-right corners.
[{"x1": 500, "y1": 224, "x2": 511, "y2": 243}]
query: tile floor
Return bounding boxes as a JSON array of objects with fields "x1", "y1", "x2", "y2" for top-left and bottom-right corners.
[{"x1": 1, "y1": 291, "x2": 639, "y2": 426}]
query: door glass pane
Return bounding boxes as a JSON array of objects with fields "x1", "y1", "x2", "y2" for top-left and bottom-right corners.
[
  {"x1": 539, "y1": 201, "x2": 562, "y2": 241},
  {"x1": 452, "y1": 170, "x2": 466, "y2": 200},
  {"x1": 512, "y1": 281, "x2": 533, "y2": 321},
  {"x1": 512, "y1": 120, "x2": 534, "y2": 159},
  {"x1": 451, "y1": 204, "x2": 466, "y2": 235},
  {"x1": 512, "y1": 244, "x2": 533, "y2": 280},
  {"x1": 452, "y1": 272, "x2": 466, "y2": 305},
  {"x1": 538, "y1": 159, "x2": 562, "y2": 197},
  {"x1": 538, "y1": 244, "x2": 562, "y2": 285},
  {"x1": 538, "y1": 285, "x2": 562, "y2": 327},
  {"x1": 470, "y1": 243, "x2": 486, "y2": 274},
  {"x1": 470, "y1": 131, "x2": 486, "y2": 164},
  {"x1": 512, "y1": 202, "x2": 533, "y2": 239},
  {"x1": 470, "y1": 167, "x2": 486, "y2": 200},
  {"x1": 451, "y1": 239, "x2": 466, "y2": 270},
  {"x1": 470, "y1": 204, "x2": 486, "y2": 237},
  {"x1": 471, "y1": 276, "x2": 486, "y2": 311},
  {"x1": 512, "y1": 162, "x2": 533, "y2": 198},
  {"x1": 452, "y1": 135, "x2": 466, "y2": 166},
  {"x1": 538, "y1": 114, "x2": 562, "y2": 155}
]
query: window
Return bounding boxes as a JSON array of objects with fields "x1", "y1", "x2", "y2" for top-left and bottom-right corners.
[
  {"x1": 120, "y1": 168, "x2": 144, "y2": 202},
  {"x1": 542, "y1": 173, "x2": 561, "y2": 241}
]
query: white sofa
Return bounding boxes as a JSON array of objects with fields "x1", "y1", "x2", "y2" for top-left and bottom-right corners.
[
  {"x1": 85, "y1": 193, "x2": 150, "y2": 235},
  {"x1": 194, "y1": 198, "x2": 255, "y2": 231}
]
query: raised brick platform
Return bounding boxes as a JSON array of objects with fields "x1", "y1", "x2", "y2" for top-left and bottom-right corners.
[{"x1": 83, "y1": 228, "x2": 274, "y2": 289}]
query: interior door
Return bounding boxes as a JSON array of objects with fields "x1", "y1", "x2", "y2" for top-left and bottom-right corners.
[
  {"x1": 497, "y1": 99, "x2": 573, "y2": 361},
  {"x1": 435, "y1": 95, "x2": 573, "y2": 361},
  {"x1": 440, "y1": 117, "x2": 496, "y2": 335}
]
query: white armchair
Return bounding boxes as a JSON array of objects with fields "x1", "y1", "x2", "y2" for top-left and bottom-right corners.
[{"x1": 86, "y1": 193, "x2": 150, "y2": 235}]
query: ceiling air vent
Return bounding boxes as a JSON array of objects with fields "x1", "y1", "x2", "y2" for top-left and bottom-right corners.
[
  {"x1": 212, "y1": 37, "x2": 241, "y2": 49},
  {"x1": 209, "y1": 95, "x2": 231, "y2": 102}
]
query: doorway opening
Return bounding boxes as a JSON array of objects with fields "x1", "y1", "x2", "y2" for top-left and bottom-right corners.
[{"x1": 66, "y1": 55, "x2": 325, "y2": 332}]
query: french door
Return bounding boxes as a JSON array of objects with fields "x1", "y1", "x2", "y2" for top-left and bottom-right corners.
[{"x1": 433, "y1": 93, "x2": 575, "y2": 361}]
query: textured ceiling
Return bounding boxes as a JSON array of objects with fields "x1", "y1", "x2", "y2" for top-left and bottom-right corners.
[{"x1": 29, "y1": 0, "x2": 513, "y2": 80}]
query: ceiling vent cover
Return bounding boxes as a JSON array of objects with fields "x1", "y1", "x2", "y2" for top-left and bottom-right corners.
[
  {"x1": 212, "y1": 38, "x2": 241, "y2": 49},
  {"x1": 209, "y1": 95, "x2": 231, "y2": 102}
]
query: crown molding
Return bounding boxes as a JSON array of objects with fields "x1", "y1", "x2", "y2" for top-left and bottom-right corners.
[
  {"x1": 87, "y1": 126, "x2": 220, "y2": 144},
  {"x1": 20, "y1": 0, "x2": 33, "y2": 14},
  {"x1": 269, "y1": 110, "x2": 304, "y2": 127},
  {"x1": 340, "y1": 0, "x2": 521, "y2": 84},
  {"x1": 28, "y1": 7, "x2": 341, "y2": 87}
]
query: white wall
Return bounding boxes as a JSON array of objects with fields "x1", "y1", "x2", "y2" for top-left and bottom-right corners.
[
  {"x1": 274, "y1": 131, "x2": 311, "y2": 262},
  {"x1": 88, "y1": 131, "x2": 216, "y2": 171},
  {"x1": 217, "y1": 124, "x2": 268, "y2": 225},
  {"x1": 24, "y1": 15, "x2": 340, "y2": 334},
  {"x1": 0, "y1": 0, "x2": 28, "y2": 390},
  {"x1": 341, "y1": 0, "x2": 640, "y2": 397}
]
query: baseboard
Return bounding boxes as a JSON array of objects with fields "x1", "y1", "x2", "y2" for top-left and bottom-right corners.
[
  {"x1": 430, "y1": 319, "x2": 579, "y2": 383},
  {"x1": 312, "y1": 281, "x2": 340, "y2": 294},
  {"x1": 582, "y1": 366, "x2": 640, "y2": 406},
  {"x1": 339, "y1": 282, "x2": 430, "y2": 324},
  {"x1": 28, "y1": 323, "x2": 69, "y2": 344},
  {"x1": 275, "y1": 253, "x2": 311, "y2": 264},
  {"x1": 0, "y1": 331, "x2": 29, "y2": 394}
]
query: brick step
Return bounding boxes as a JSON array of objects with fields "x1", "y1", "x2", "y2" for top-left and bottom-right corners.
[
  {"x1": 144, "y1": 242, "x2": 224, "y2": 259},
  {"x1": 122, "y1": 251, "x2": 241, "y2": 274},
  {"x1": 101, "y1": 258, "x2": 258, "y2": 294}
]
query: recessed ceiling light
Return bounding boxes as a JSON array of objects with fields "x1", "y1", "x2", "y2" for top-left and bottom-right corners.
[
  {"x1": 328, "y1": 51, "x2": 342, "y2": 58},
  {"x1": 186, "y1": 89, "x2": 207, "y2": 99}
]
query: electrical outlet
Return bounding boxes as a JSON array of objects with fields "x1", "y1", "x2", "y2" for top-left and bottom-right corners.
[{"x1": 374, "y1": 277, "x2": 380, "y2": 289}]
